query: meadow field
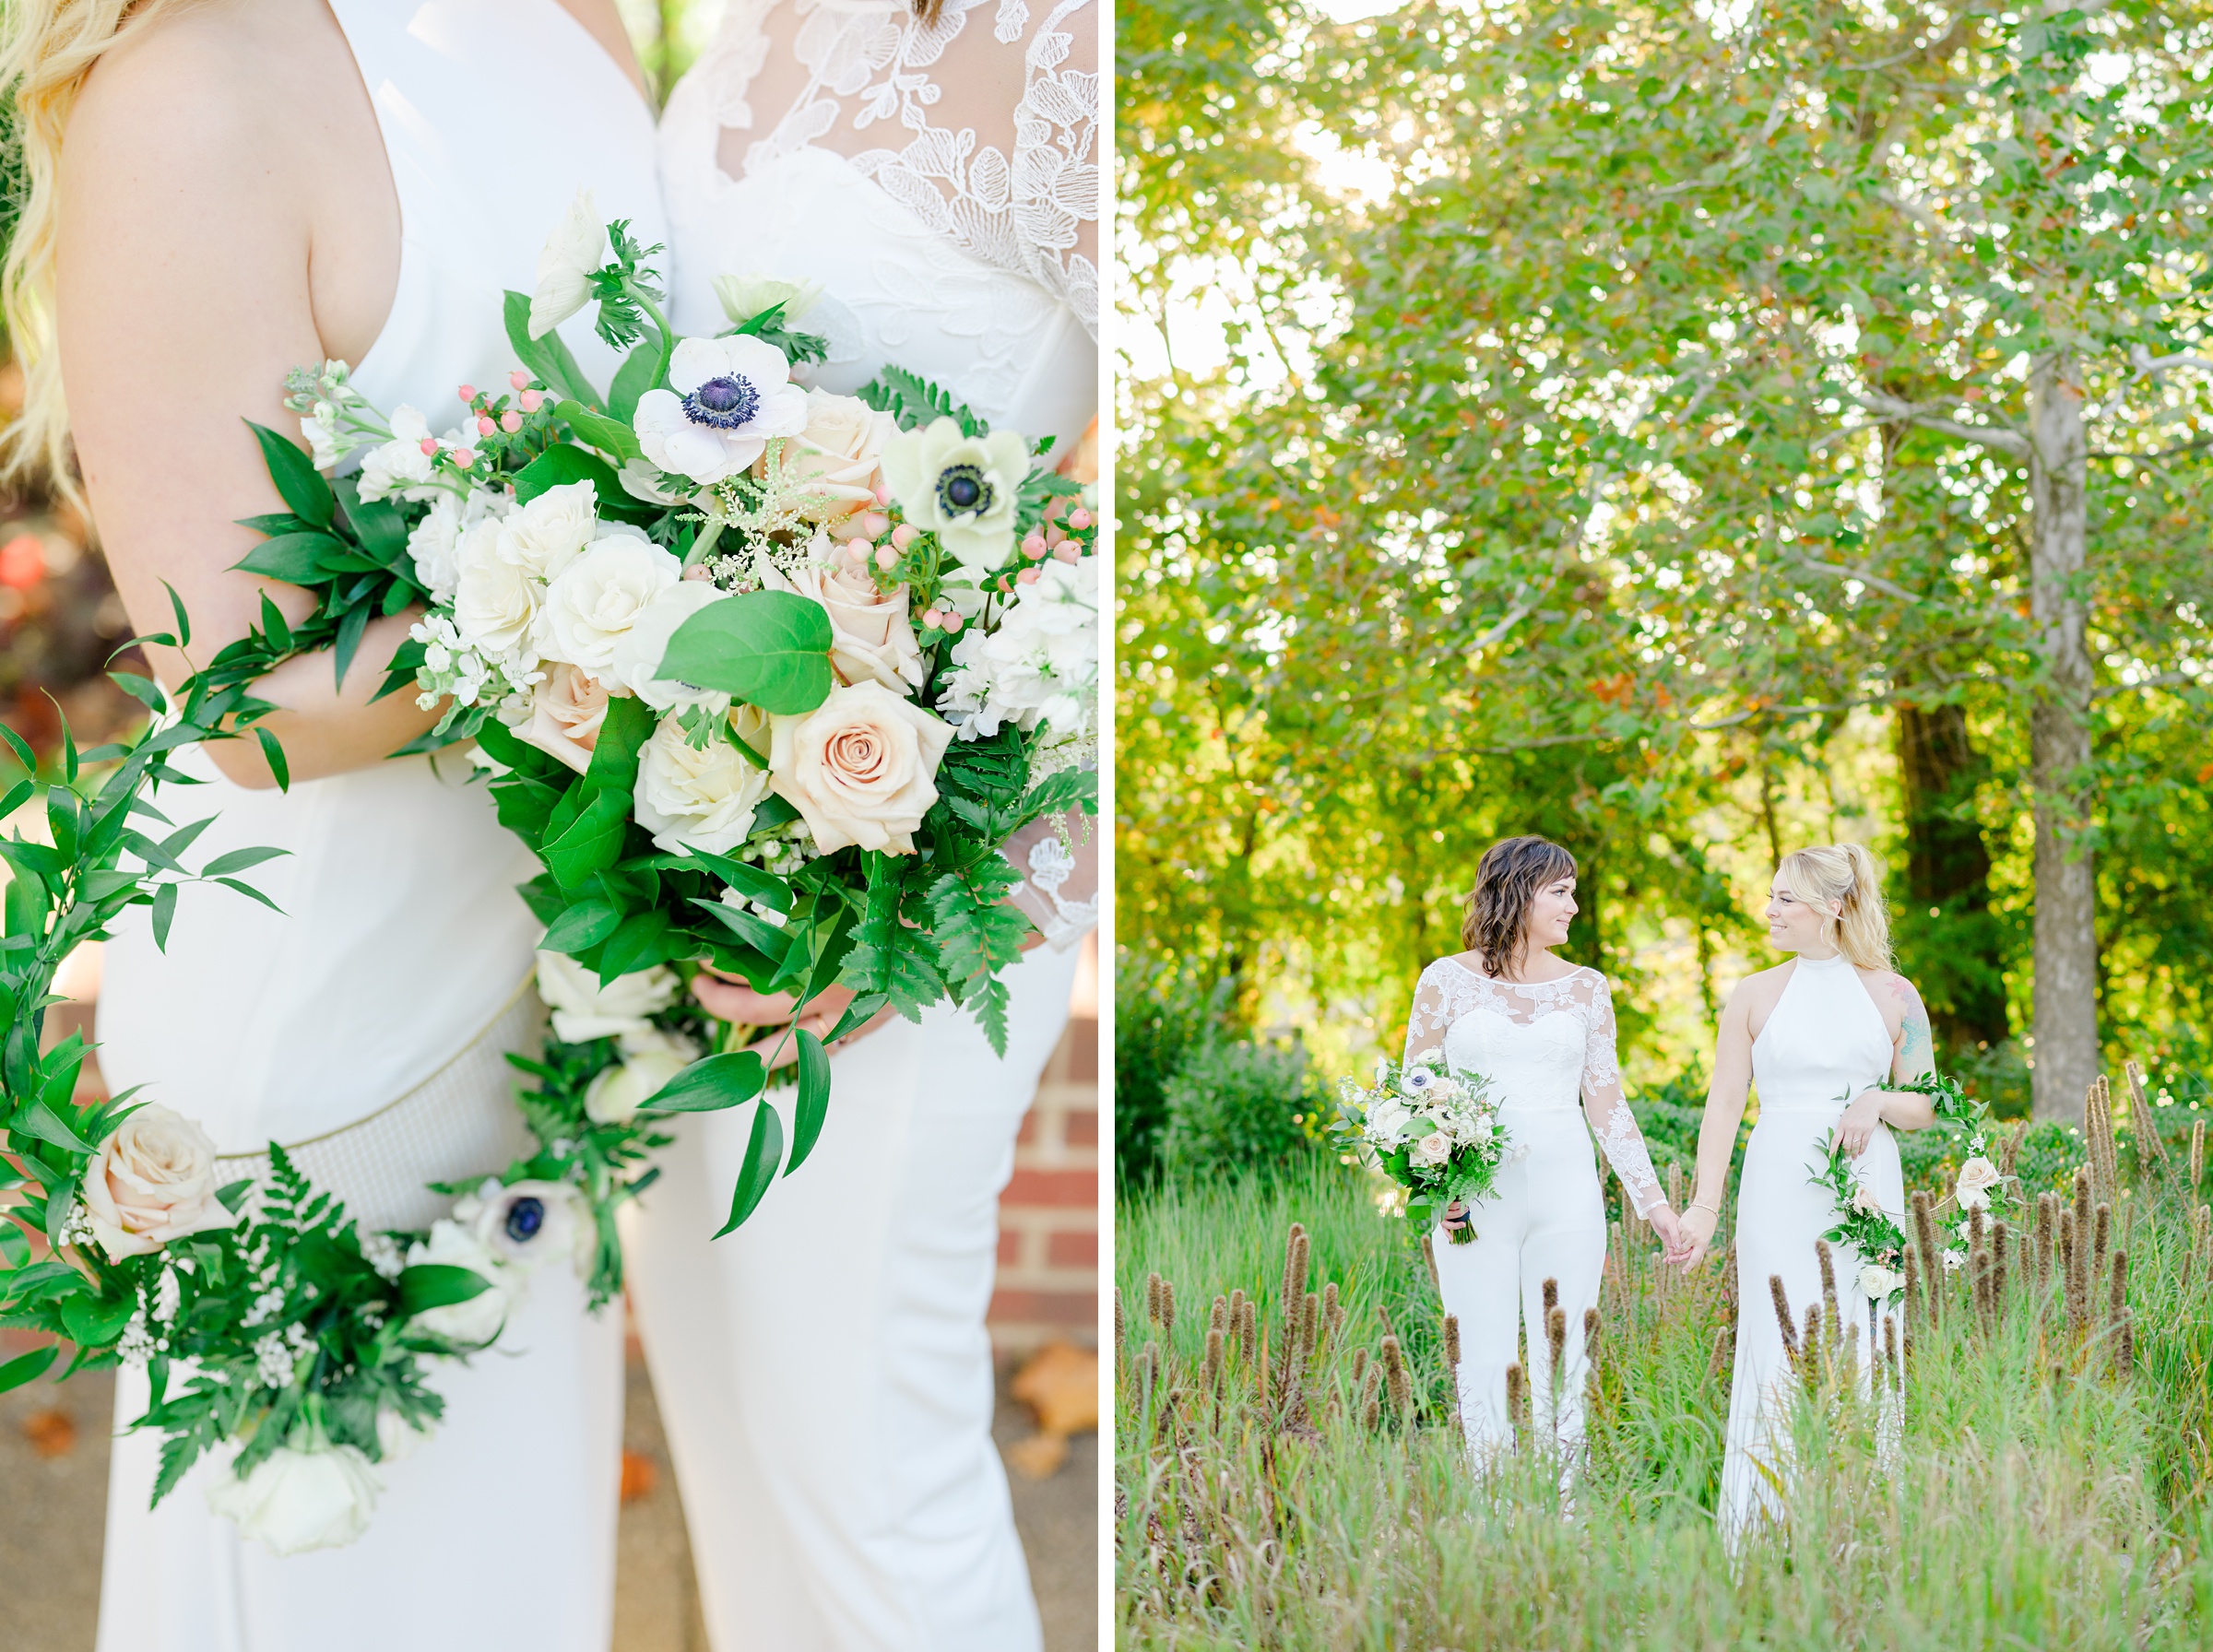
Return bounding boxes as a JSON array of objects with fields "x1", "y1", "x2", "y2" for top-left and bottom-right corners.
[{"x1": 1116, "y1": 1116, "x2": 2213, "y2": 1649}]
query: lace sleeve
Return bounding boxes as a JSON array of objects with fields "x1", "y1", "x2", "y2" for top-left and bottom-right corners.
[
  {"x1": 1403, "y1": 963, "x2": 1450, "y2": 1067},
  {"x1": 999, "y1": 805, "x2": 1096, "y2": 950},
  {"x1": 1580, "y1": 973, "x2": 1664, "y2": 1217}
]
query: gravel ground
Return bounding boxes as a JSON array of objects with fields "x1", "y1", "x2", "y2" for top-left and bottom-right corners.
[{"x1": 0, "y1": 1353, "x2": 1095, "y2": 1651}]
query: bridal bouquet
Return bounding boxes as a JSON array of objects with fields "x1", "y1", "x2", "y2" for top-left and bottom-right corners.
[
  {"x1": 0, "y1": 195, "x2": 1095, "y2": 1552},
  {"x1": 1332, "y1": 1051, "x2": 1507, "y2": 1243},
  {"x1": 1810, "y1": 1071, "x2": 2011, "y2": 1305}
]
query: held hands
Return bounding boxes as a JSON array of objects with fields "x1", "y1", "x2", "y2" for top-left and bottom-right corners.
[
  {"x1": 690, "y1": 971, "x2": 896, "y2": 1070},
  {"x1": 1644, "y1": 1201, "x2": 1687, "y2": 1261},
  {"x1": 1670, "y1": 1202, "x2": 1719, "y2": 1269},
  {"x1": 1836, "y1": 1089, "x2": 1887, "y2": 1159}
]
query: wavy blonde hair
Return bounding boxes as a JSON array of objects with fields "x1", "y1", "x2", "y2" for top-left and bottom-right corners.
[
  {"x1": 1, "y1": 0, "x2": 203, "y2": 500},
  {"x1": 1778, "y1": 842, "x2": 1892, "y2": 972}
]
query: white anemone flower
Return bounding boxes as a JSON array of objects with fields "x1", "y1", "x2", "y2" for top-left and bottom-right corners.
[
  {"x1": 529, "y1": 189, "x2": 606, "y2": 339},
  {"x1": 632, "y1": 336, "x2": 809, "y2": 484},
  {"x1": 880, "y1": 417, "x2": 1029, "y2": 571}
]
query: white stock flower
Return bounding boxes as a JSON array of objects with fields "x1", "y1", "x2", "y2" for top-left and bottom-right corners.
[
  {"x1": 540, "y1": 534, "x2": 682, "y2": 670},
  {"x1": 1955, "y1": 1156, "x2": 2001, "y2": 1211},
  {"x1": 585, "y1": 1027, "x2": 699, "y2": 1125},
  {"x1": 401, "y1": 1220, "x2": 514, "y2": 1347},
  {"x1": 301, "y1": 401, "x2": 342, "y2": 470},
  {"x1": 497, "y1": 479, "x2": 599, "y2": 579},
  {"x1": 529, "y1": 188, "x2": 606, "y2": 338},
  {"x1": 1409, "y1": 1131, "x2": 1451, "y2": 1168},
  {"x1": 634, "y1": 715, "x2": 775, "y2": 856},
  {"x1": 608, "y1": 580, "x2": 732, "y2": 712},
  {"x1": 206, "y1": 1444, "x2": 382, "y2": 1555},
  {"x1": 713, "y1": 271, "x2": 822, "y2": 328},
  {"x1": 937, "y1": 558, "x2": 1097, "y2": 743},
  {"x1": 452, "y1": 514, "x2": 540, "y2": 662},
  {"x1": 357, "y1": 407, "x2": 438, "y2": 502},
  {"x1": 535, "y1": 950, "x2": 680, "y2": 1043},
  {"x1": 408, "y1": 489, "x2": 506, "y2": 605},
  {"x1": 633, "y1": 336, "x2": 809, "y2": 484},
  {"x1": 879, "y1": 417, "x2": 1028, "y2": 571}
]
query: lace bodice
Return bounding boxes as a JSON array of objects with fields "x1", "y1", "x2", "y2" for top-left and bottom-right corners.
[{"x1": 1404, "y1": 958, "x2": 1665, "y2": 1217}]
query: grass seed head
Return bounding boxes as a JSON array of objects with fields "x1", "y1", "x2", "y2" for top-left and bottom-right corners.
[
  {"x1": 1770, "y1": 1273, "x2": 1799, "y2": 1360},
  {"x1": 1443, "y1": 1313, "x2": 1462, "y2": 1368},
  {"x1": 1545, "y1": 1305, "x2": 1568, "y2": 1390}
]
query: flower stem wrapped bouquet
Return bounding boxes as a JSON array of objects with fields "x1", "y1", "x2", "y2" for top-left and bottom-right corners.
[
  {"x1": 0, "y1": 195, "x2": 1096, "y2": 1551},
  {"x1": 1809, "y1": 1070, "x2": 2012, "y2": 1306},
  {"x1": 1331, "y1": 1050, "x2": 1508, "y2": 1243}
]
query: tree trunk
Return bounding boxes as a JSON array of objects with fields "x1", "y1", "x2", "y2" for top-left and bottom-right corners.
[
  {"x1": 2027, "y1": 353, "x2": 2097, "y2": 1122},
  {"x1": 1894, "y1": 702, "x2": 2009, "y2": 1050}
]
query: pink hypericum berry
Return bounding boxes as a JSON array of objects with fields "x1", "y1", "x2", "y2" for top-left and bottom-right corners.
[
  {"x1": 1068, "y1": 508, "x2": 1092, "y2": 529},
  {"x1": 875, "y1": 547, "x2": 897, "y2": 570},
  {"x1": 458, "y1": 384, "x2": 477, "y2": 404},
  {"x1": 891, "y1": 524, "x2": 919, "y2": 549},
  {"x1": 419, "y1": 438, "x2": 440, "y2": 456},
  {"x1": 1022, "y1": 533, "x2": 1047, "y2": 558},
  {"x1": 477, "y1": 416, "x2": 497, "y2": 438},
  {"x1": 858, "y1": 512, "x2": 892, "y2": 539},
  {"x1": 1054, "y1": 542, "x2": 1081, "y2": 564},
  {"x1": 519, "y1": 389, "x2": 543, "y2": 413},
  {"x1": 452, "y1": 448, "x2": 477, "y2": 468},
  {"x1": 921, "y1": 608, "x2": 941, "y2": 629},
  {"x1": 1046, "y1": 525, "x2": 1068, "y2": 548},
  {"x1": 510, "y1": 370, "x2": 531, "y2": 391},
  {"x1": 1018, "y1": 566, "x2": 1042, "y2": 585},
  {"x1": 873, "y1": 484, "x2": 893, "y2": 506},
  {"x1": 682, "y1": 564, "x2": 714, "y2": 582},
  {"x1": 942, "y1": 611, "x2": 964, "y2": 631},
  {"x1": 846, "y1": 538, "x2": 872, "y2": 564},
  {"x1": 502, "y1": 411, "x2": 524, "y2": 433}
]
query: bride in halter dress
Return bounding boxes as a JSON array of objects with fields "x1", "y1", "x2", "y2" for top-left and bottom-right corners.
[
  {"x1": 28, "y1": 0, "x2": 661, "y2": 1646},
  {"x1": 1672, "y1": 844, "x2": 1937, "y2": 1546},
  {"x1": 625, "y1": 4, "x2": 1098, "y2": 1648}
]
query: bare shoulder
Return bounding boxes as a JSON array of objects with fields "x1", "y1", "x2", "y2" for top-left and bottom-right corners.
[
  {"x1": 549, "y1": 0, "x2": 650, "y2": 98},
  {"x1": 1859, "y1": 968, "x2": 1925, "y2": 1037},
  {"x1": 71, "y1": 1, "x2": 295, "y2": 158}
]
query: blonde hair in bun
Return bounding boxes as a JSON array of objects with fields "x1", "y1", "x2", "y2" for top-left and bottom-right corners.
[{"x1": 1777, "y1": 843, "x2": 1891, "y2": 971}]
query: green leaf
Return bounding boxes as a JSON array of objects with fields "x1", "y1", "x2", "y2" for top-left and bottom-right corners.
[
  {"x1": 606, "y1": 342, "x2": 660, "y2": 425},
  {"x1": 150, "y1": 881, "x2": 179, "y2": 951},
  {"x1": 234, "y1": 531, "x2": 349, "y2": 587},
  {"x1": 340, "y1": 484, "x2": 409, "y2": 565},
  {"x1": 162, "y1": 581, "x2": 193, "y2": 651},
  {"x1": 60, "y1": 1292, "x2": 135, "y2": 1349},
  {"x1": 786, "y1": 1028, "x2": 831, "y2": 1175},
  {"x1": 554, "y1": 399, "x2": 644, "y2": 464},
  {"x1": 596, "y1": 908, "x2": 671, "y2": 983},
  {"x1": 397, "y1": 1263, "x2": 494, "y2": 1317},
  {"x1": 0, "y1": 1343, "x2": 56, "y2": 1395},
  {"x1": 13, "y1": 1100, "x2": 95, "y2": 1154},
  {"x1": 657, "y1": 590, "x2": 836, "y2": 714},
  {"x1": 541, "y1": 785, "x2": 633, "y2": 891},
  {"x1": 541, "y1": 897, "x2": 621, "y2": 954},
  {"x1": 641, "y1": 1051, "x2": 767, "y2": 1115},
  {"x1": 512, "y1": 442, "x2": 638, "y2": 521},
  {"x1": 0, "y1": 1220, "x2": 29, "y2": 1268},
  {"x1": 213, "y1": 876, "x2": 285, "y2": 914},
  {"x1": 584, "y1": 692, "x2": 657, "y2": 793},
  {"x1": 713, "y1": 1098, "x2": 785, "y2": 1236},
  {"x1": 201, "y1": 845, "x2": 289, "y2": 878},
  {"x1": 254, "y1": 726, "x2": 290, "y2": 792},
  {"x1": 333, "y1": 599, "x2": 373, "y2": 690},
  {"x1": 503, "y1": 289, "x2": 604, "y2": 409},
  {"x1": 837, "y1": 853, "x2": 945, "y2": 1022},
  {"x1": 245, "y1": 420, "x2": 336, "y2": 526},
  {"x1": 856, "y1": 366, "x2": 987, "y2": 437}
]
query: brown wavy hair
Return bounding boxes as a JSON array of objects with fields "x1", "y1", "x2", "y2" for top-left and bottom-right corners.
[{"x1": 1460, "y1": 835, "x2": 1578, "y2": 978}]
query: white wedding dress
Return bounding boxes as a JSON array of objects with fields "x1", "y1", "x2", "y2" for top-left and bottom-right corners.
[
  {"x1": 90, "y1": 6, "x2": 662, "y2": 1646},
  {"x1": 1405, "y1": 960, "x2": 1666, "y2": 1459},
  {"x1": 629, "y1": 5, "x2": 1097, "y2": 1647},
  {"x1": 1719, "y1": 952, "x2": 1903, "y2": 1545}
]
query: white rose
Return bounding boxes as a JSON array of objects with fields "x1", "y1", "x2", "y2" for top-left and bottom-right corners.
[
  {"x1": 1851, "y1": 1181, "x2": 1887, "y2": 1217},
  {"x1": 535, "y1": 950, "x2": 680, "y2": 1043},
  {"x1": 879, "y1": 416, "x2": 1029, "y2": 571},
  {"x1": 779, "y1": 390, "x2": 898, "y2": 524},
  {"x1": 608, "y1": 580, "x2": 733, "y2": 712},
  {"x1": 768, "y1": 680, "x2": 954, "y2": 855},
  {"x1": 633, "y1": 336, "x2": 810, "y2": 484},
  {"x1": 713, "y1": 271, "x2": 822, "y2": 329},
  {"x1": 517, "y1": 662, "x2": 610, "y2": 774},
  {"x1": 452, "y1": 515, "x2": 539, "y2": 661},
  {"x1": 585, "y1": 1028, "x2": 699, "y2": 1125},
  {"x1": 1955, "y1": 1155, "x2": 2001, "y2": 1211},
  {"x1": 406, "y1": 489, "x2": 505, "y2": 604},
  {"x1": 79, "y1": 1104, "x2": 240, "y2": 1262},
  {"x1": 375, "y1": 1409, "x2": 432, "y2": 1464},
  {"x1": 497, "y1": 479, "x2": 599, "y2": 579},
  {"x1": 1367, "y1": 1098, "x2": 1412, "y2": 1142},
  {"x1": 540, "y1": 534, "x2": 682, "y2": 670},
  {"x1": 1409, "y1": 1131, "x2": 1452, "y2": 1168},
  {"x1": 357, "y1": 406, "x2": 437, "y2": 502},
  {"x1": 634, "y1": 715, "x2": 775, "y2": 856},
  {"x1": 528, "y1": 187, "x2": 606, "y2": 338},
  {"x1": 1857, "y1": 1261, "x2": 1903, "y2": 1302},
  {"x1": 401, "y1": 1219, "x2": 513, "y2": 1346},
  {"x1": 205, "y1": 1444, "x2": 382, "y2": 1556},
  {"x1": 762, "y1": 560, "x2": 924, "y2": 693}
]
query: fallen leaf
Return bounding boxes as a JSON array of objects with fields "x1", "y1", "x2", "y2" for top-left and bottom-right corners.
[
  {"x1": 620, "y1": 1449, "x2": 657, "y2": 1504},
  {"x1": 21, "y1": 1408, "x2": 76, "y2": 1458}
]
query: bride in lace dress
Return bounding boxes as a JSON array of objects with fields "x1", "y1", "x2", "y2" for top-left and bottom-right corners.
[
  {"x1": 1408, "y1": 837, "x2": 1684, "y2": 1460},
  {"x1": 1672, "y1": 844, "x2": 1936, "y2": 1546},
  {"x1": 624, "y1": 4, "x2": 1097, "y2": 1647}
]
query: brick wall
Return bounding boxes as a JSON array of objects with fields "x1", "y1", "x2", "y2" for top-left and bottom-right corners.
[{"x1": 987, "y1": 931, "x2": 1099, "y2": 1354}]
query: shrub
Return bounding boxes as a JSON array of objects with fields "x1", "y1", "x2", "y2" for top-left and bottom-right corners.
[
  {"x1": 1112, "y1": 956, "x2": 1221, "y2": 1188},
  {"x1": 1157, "y1": 1037, "x2": 1319, "y2": 1187}
]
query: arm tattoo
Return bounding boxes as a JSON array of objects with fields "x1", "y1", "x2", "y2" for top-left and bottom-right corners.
[{"x1": 1894, "y1": 978, "x2": 1934, "y2": 1077}]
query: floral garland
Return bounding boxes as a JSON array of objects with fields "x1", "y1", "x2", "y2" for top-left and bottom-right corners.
[
  {"x1": 1808, "y1": 1070, "x2": 2013, "y2": 1306},
  {"x1": 0, "y1": 201, "x2": 1097, "y2": 1552},
  {"x1": 1331, "y1": 1050, "x2": 1510, "y2": 1243}
]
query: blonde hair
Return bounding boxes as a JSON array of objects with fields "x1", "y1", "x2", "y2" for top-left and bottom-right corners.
[
  {"x1": 1777, "y1": 843, "x2": 1892, "y2": 972},
  {"x1": 0, "y1": 0, "x2": 201, "y2": 501}
]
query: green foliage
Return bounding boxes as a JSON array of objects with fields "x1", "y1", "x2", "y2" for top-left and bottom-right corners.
[
  {"x1": 1115, "y1": 956, "x2": 1228, "y2": 1187},
  {"x1": 657, "y1": 590, "x2": 836, "y2": 714},
  {"x1": 857, "y1": 365, "x2": 985, "y2": 437},
  {"x1": 1158, "y1": 1035, "x2": 1320, "y2": 1186}
]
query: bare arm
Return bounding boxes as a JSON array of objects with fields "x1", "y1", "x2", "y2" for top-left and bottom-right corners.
[
  {"x1": 1835, "y1": 973, "x2": 1939, "y2": 1153},
  {"x1": 1676, "y1": 980, "x2": 1757, "y2": 1266},
  {"x1": 56, "y1": 11, "x2": 440, "y2": 789}
]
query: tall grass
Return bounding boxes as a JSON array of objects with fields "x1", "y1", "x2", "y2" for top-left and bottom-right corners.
[{"x1": 1117, "y1": 1149, "x2": 2213, "y2": 1648}]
